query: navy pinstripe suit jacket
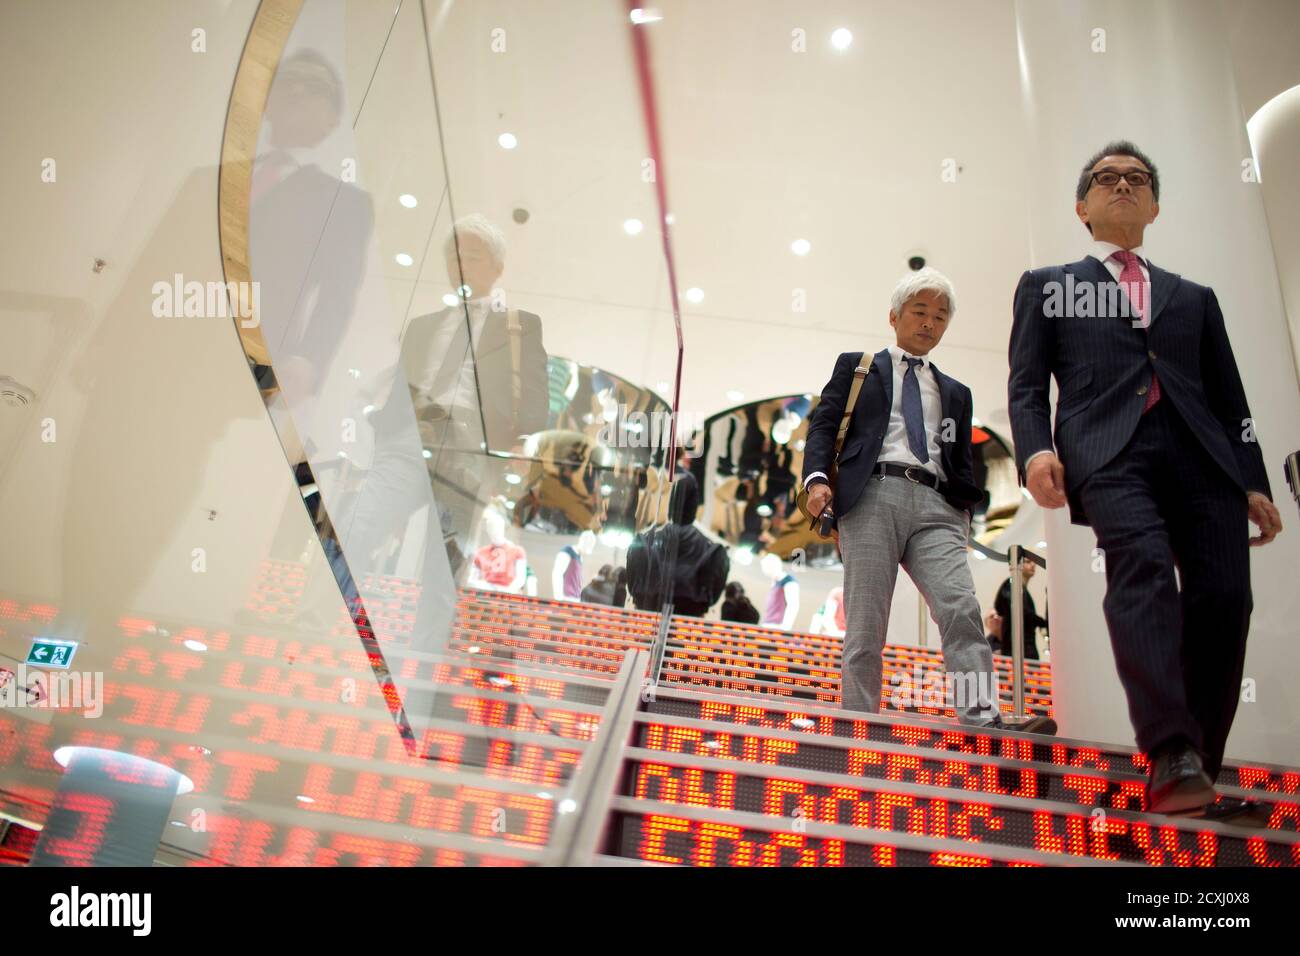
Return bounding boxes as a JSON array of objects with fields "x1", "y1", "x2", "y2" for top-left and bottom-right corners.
[{"x1": 1008, "y1": 256, "x2": 1271, "y2": 526}]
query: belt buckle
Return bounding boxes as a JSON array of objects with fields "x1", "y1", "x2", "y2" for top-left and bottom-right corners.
[{"x1": 903, "y1": 466, "x2": 923, "y2": 484}]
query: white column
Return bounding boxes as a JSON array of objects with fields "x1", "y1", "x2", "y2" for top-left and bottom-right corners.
[{"x1": 1013, "y1": 0, "x2": 1300, "y2": 763}]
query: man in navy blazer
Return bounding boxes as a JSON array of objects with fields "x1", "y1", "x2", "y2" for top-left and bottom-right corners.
[
  {"x1": 1008, "y1": 141, "x2": 1283, "y2": 816},
  {"x1": 803, "y1": 269, "x2": 1055, "y2": 734}
]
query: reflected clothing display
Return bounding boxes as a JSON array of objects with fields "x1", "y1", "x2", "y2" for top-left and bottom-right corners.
[
  {"x1": 626, "y1": 479, "x2": 728, "y2": 617},
  {"x1": 472, "y1": 542, "x2": 527, "y2": 589},
  {"x1": 558, "y1": 545, "x2": 584, "y2": 599},
  {"x1": 763, "y1": 574, "x2": 796, "y2": 627},
  {"x1": 994, "y1": 577, "x2": 1046, "y2": 660}
]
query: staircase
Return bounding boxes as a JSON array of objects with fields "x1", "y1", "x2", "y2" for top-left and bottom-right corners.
[{"x1": 0, "y1": 585, "x2": 1295, "y2": 866}]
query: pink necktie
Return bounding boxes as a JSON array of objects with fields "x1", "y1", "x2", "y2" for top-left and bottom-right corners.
[{"x1": 1112, "y1": 250, "x2": 1161, "y2": 413}]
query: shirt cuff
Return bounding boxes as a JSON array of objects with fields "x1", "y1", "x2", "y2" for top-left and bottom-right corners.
[
  {"x1": 1023, "y1": 449, "x2": 1056, "y2": 470},
  {"x1": 804, "y1": 472, "x2": 830, "y2": 488}
]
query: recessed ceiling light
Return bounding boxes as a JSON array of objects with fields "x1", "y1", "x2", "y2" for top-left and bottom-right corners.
[
  {"x1": 183, "y1": 639, "x2": 207, "y2": 653},
  {"x1": 296, "y1": 794, "x2": 315, "y2": 804},
  {"x1": 630, "y1": 8, "x2": 662, "y2": 24},
  {"x1": 558, "y1": 799, "x2": 579, "y2": 813},
  {"x1": 399, "y1": 194, "x2": 418, "y2": 208},
  {"x1": 831, "y1": 28, "x2": 853, "y2": 50},
  {"x1": 498, "y1": 132, "x2": 518, "y2": 149},
  {"x1": 791, "y1": 238, "x2": 812, "y2": 256},
  {"x1": 395, "y1": 253, "x2": 414, "y2": 267},
  {"x1": 623, "y1": 218, "x2": 644, "y2": 235},
  {"x1": 664, "y1": 213, "x2": 675, "y2": 225},
  {"x1": 442, "y1": 293, "x2": 459, "y2": 307},
  {"x1": 685, "y1": 287, "x2": 704, "y2": 303}
]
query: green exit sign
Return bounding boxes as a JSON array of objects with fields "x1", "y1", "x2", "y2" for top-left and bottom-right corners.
[{"x1": 26, "y1": 639, "x2": 77, "y2": 669}]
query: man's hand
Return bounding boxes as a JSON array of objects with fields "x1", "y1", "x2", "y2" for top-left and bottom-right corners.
[
  {"x1": 806, "y1": 482, "x2": 833, "y2": 520},
  {"x1": 1025, "y1": 452, "x2": 1067, "y2": 509},
  {"x1": 1247, "y1": 492, "x2": 1282, "y2": 547}
]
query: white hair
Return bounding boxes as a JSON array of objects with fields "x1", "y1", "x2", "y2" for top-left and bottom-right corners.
[
  {"x1": 444, "y1": 213, "x2": 507, "y2": 267},
  {"x1": 890, "y1": 267, "x2": 956, "y2": 319}
]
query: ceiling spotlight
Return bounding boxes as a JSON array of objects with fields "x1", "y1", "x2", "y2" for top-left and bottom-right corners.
[
  {"x1": 498, "y1": 132, "x2": 518, "y2": 149},
  {"x1": 395, "y1": 253, "x2": 414, "y2": 267},
  {"x1": 685, "y1": 287, "x2": 704, "y2": 303},
  {"x1": 831, "y1": 28, "x2": 853, "y2": 50},
  {"x1": 630, "y1": 8, "x2": 662, "y2": 24},
  {"x1": 399, "y1": 194, "x2": 418, "y2": 208},
  {"x1": 791, "y1": 238, "x2": 812, "y2": 256},
  {"x1": 623, "y1": 218, "x2": 644, "y2": 235}
]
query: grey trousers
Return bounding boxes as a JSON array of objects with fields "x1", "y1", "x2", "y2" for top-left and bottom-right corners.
[{"x1": 839, "y1": 474, "x2": 999, "y2": 723}]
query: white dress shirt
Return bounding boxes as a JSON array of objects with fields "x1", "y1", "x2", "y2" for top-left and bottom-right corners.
[
  {"x1": 1023, "y1": 242, "x2": 1151, "y2": 472},
  {"x1": 804, "y1": 345, "x2": 945, "y2": 488}
]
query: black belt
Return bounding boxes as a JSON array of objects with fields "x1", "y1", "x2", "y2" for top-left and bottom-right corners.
[{"x1": 873, "y1": 462, "x2": 948, "y2": 494}]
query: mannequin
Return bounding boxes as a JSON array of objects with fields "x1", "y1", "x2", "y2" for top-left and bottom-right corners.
[
  {"x1": 552, "y1": 529, "x2": 596, "y2": 602},
  {"x1": 468, "y1": 508, "x2": 527, "y2": 594},
  {"x1": 760, "y1": 552, "x2": 799, "y2": 631},
  {"x1": 810, "y1": 585, "x2": 847, "y2": 638}
]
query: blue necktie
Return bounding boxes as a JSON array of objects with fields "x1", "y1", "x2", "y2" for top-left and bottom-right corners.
[{"x1": 902, "y1": 356, "x2": 930, "y2": 463}]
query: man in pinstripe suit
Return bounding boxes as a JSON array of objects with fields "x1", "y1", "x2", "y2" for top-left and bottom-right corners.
[
  {"x1": 1008, "y1": 141, "x2": 1283, "y2": 816},
  {"x1": 804, "y1": 270, "x2": 1056, "y2": 734}
]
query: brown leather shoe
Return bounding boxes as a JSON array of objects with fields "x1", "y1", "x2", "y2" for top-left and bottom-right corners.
[{"x1": 1146, "y1": 746, "x2": 1216, "y2": 814}]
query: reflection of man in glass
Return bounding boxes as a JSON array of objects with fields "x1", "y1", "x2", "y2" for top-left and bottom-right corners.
[
  {"x1": 402, "y1": 215, "x2": 549, "y2": 456},
  {"x1": 395, "y1": 214, "x2": 549, "y2": 565}
]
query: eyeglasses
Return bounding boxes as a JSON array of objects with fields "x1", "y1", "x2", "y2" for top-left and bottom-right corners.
[{"x1": 1089, "y1": 169, "x2": 1152, "y2": 188}]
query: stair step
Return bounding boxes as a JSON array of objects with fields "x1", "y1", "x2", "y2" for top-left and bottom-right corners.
[{"x1": 620, "y1": 749, "x2": 1300, "y2": 865}]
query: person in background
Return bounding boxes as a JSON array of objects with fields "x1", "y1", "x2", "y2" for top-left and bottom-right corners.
[
  {"x1": 993, "y1": 556, "x2": 1047, "y2": 660},
  {"x1": 721, "y1": 581, "x2": 761, "y2": 625},
  {"x1": 626, "y1": 477, "x2": 729, "y2": 617}
]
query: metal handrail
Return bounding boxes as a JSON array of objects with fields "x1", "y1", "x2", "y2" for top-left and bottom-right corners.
[{"x1": 545, "y1": 648, "x2": 649, "y2": 866}]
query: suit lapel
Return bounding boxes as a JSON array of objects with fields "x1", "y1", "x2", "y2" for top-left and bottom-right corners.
[
  {"x1": 927, "y1": 359, "x2": 956, "y2": 423},
  {"x1": 870, "y1": 348, "x2": 892, "y2": 410},
  {"x1": 1146, "y1": 263, "x2": 1178, "y2": 328}
]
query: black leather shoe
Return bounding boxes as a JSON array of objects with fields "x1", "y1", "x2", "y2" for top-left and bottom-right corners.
[
  {"x1": 1176, "y1": 797, "x2": 1272, "y2": 830},
  {"x1": 1146, "y1": 746, "x2": 1216, "y2": 814},
  {"x1": 985, "y1": 714, "x2": 1058, "y2": 735}
]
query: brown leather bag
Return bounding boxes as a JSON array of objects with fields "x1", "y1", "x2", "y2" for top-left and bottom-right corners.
[{"x1": 795, "y1": 357, "x2": 874, "y2": 539}]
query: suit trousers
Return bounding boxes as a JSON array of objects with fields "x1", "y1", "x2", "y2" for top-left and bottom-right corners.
[
  {"x1": 1076, "y1": 399, "x2": 1251, "y2": 779},
  {"x1": 839, "y1": 475, "x2": 998, "y2": 723}
]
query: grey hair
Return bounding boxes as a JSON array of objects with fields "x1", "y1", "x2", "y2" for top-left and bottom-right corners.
[
  {"x1": 890, "y1": 267, "x2": 956, "y2": 319},
  {"x1": 444, "y1": 213, "x2": 507, "y2": 267}
]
